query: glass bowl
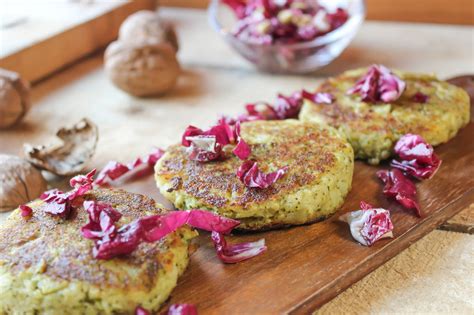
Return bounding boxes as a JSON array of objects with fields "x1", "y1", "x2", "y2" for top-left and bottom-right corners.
[{"x1": 208, "y1": 0, "x2": 366, "y2": 74}]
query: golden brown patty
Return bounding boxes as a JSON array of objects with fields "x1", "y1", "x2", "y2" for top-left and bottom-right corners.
[
  {"x1": 299, "y1": 68, "x2": 470, "y2": 164},
  {"x1": 155, "y1": 120, "x2": 354, "y2": 230},
  {"x1": 0, "y1": 189, "x2": 197, "y2": 315}
]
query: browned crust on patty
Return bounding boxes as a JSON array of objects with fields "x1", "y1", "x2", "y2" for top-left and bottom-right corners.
[
  {"x1": 0, "y1": 189, "x2": 188, "y2": 290},
  {"x1": 157, "y1": 121, "x2": 342, "y2": 210}
]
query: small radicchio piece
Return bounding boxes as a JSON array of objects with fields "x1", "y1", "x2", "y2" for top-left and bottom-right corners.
[
  {"x1": 211, "y1": 231, "x2": 267, "y2": 264},
  {"x1": 301, "y1": 90, "x2": 334, "y2": 104},
  {"x1": 70, "y1": 168, "x2": 96, "y2": 195},
  {"x1": 84, "y1": 207, "x2": 240, "y2": 260},
  {"x1": 391, "y1": 134, "x2": 442, "y2": 180},
  {"x1": 339, "y1": 201, "x2": 394, "y2": 246},
  {"x1": 19, "y1": 205, "x2": 33, "y2": 218},
  {"x1": 94, "y1": 148, "x2": 164, "y2": 186},
  {"x1": 181, "y1": 124, "x2": 233, "y2": 162},
  {"x1": 377, "y1": 168, "x2": 421, "y2": 217},
  {"x1": 232, "y1": 122, "x2": 251, "y2": 160},
  {"x1": 168, "y1": 304, "x2": 198, "y2": 315},
  {"x1": 411, "y1": 92, "x2": 429, "y2": 103},
  {"x1": 135, "y1": 306, "x2": 150, "y2": 315},
  {"x1": 186, "y1": 136, "x2": 223, "y2": 162},
  {"x1": 347, "y1": 65, "x2": 406, "y2": 103},
  {"x1": 81, "y1": 200, "x2": 122, "y2": 241},
  {"x1": 273, "y1": 91, "x2": 304, "y2": 119},
  {"x1": 182, "y1": 122, "x2": 251, "y2": 162},
  {"x1": 41, "y1": 169, "x2": 96, "y2": 218},
  {"x1": 237, "y1": 160, "x2": 288, "y2": 189}
]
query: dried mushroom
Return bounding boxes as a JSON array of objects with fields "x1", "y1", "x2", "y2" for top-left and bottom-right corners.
[
  {"x1": 118, "y1": 10, "x2": 179, "y2": 52},
  {"x1": 104, "y1": 40, "x2": 180, "y2": 97},
  {"x1": 0, "y1": 68, "x2": 31, "y2": 129},
  {"x1": 24, "y1": 118, "x2": 98, "y2": 176},
  {"x1": 0, "y1": 154, "x2": 47, "y2": 212}
]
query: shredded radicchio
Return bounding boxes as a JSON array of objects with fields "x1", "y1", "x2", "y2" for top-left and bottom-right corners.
[
  {"x1": 223, "y1": 89, "x2": 332, "y2": 125},
  {"x1": 347, "y1": 65, "x2": 406, "y2": 103},
  {"x1": 391, "y1": 134, "x2": 442, "y2": 180},
  {"x1": 211, "y1": 231, "x2": 267, "y2": 263},
  {"x1": 19, "y1": 205, "x2": 33, "y2": 218},
  {"x1": 377, "y1": 168, "x2": 421, "y2": 217},
  {"x1": 224, "y1": 0, "x2": 349, "y2": 45},
  {"x1": 181, "y1": 122, "x2": 251, "y2": 162},
  {"x1": 237, "y1": 160, "x2": 288, "y2": 189},
  {"x1": 40, "y1": 169, "x2": 96, "y2": 218},
  {"x1": 94, "y1": 148, "x2": 164, "y2": 186},
  {"x1": 340, "y1": 201, "x2": 394, "y2": 246},
  {"x1": 82, "y1": 207, "x2": 240, "y2": 260}
]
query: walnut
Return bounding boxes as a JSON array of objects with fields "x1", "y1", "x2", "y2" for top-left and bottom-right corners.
[
  {"x1": 24, "y1": 118, "x2": 98, "y2": 176},
  {"x1": 0, "y1": 69, "x2": 31, "y2": 129},
  {"x1": 104, "y1": 40, "x2": 180, "y2": 97},
  {"x1": 0, "y1": 154, "x2": 47, "y2": 212},
  {"x1": 118, "y1": 10, "x2": 179, "y2": 52}
]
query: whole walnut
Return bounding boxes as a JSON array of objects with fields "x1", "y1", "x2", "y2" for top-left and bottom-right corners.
[
  {"x1": 118, "y1": 10, "x2": 179, "y2": 52},
  {"x1": 0, "y1": 154, "x2": 47, "y2": 212},
  {"x1": 104, "y1": 40, "x2": 180, "y2": 97},
  {"x1": 0, "y1": 69, "x2": 31, "y2": 129}
]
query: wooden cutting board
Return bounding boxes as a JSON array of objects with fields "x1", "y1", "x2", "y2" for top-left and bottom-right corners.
[
  {"x1": 123, "y1": 122, "x2": 473, "y2": 314},
  {"x1": 0, "y1": 9, "x2": 473, "y2": 314}
]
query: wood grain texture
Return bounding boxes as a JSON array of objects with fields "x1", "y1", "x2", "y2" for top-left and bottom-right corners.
[
  {"x1": 0, "y1": 9, "x2": 473, "y2": 313},
  {"x1": 0, "y1": 0, "x2": 155, "y2": 83},
  {"x1": 440, "y1": 205, "x2": 474, "y2": 234}
]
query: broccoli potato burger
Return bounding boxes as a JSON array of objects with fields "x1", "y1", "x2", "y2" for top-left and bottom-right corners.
[
  {"x1": 155, "y1": 120, "x2": 354, "y2": 231},
  {"x1": 0, "y1": 189, "x2": 197, "y2": 315},
  {"x1": 299, "y1": 66, "x2": 470, "y2": 164}
]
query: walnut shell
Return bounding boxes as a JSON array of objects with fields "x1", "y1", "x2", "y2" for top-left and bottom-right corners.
[
  {"x1": 24, "y1": 118, "x2": 98, "y2": 176},
  {"x1": 104, "y1": 40, "x2": 181, "y2": 97},
  {"x1": 0, "y1": 69, "x2": 31, "y2": 129},
  {"x1": 0, "y1": 154, "x2": 47, "y2": 212},
  {"x1": 119, "y1": 10, "x2": 179, "y2": 52}
]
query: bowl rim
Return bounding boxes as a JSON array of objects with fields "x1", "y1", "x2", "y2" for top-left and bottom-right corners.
[{"x1": 208, "y1": 0, "x2": 366, "y2": 49}]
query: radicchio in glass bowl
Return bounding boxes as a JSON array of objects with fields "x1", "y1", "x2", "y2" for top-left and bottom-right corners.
[{"x1": 209, "y1": 0, "x2": 365, "y2": 73}]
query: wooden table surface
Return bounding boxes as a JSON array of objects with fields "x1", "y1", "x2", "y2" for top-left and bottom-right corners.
[{"x1": 1, "y1": 8, "x2": 473, "y2": 314}]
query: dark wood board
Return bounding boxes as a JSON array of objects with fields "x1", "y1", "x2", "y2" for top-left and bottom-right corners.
[{"x1": 118, "y1": 119, "x2": 473, "y2": 314}]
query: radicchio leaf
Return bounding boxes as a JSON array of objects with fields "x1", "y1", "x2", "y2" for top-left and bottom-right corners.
[
  {"x1": 301, "y1": 90, "x2": 334, "y2": 104},
  {"x1": 182, "y1": 122, "x2": 252, "y2": 162},
  {"x1": 377, "y1": 168, "x2": 421, "y2": 217},
  {"x1": 182, "y1": 124, "x2": 233, "y2": 162},
  {"x1": 232, "y1": 122, "x2": 251, "y2": 160},
  {"x1": 391, "y1": 134, "x2": 442, "y2": 180},
  {"x1": 19, "y1": 205, "x2": 33, "y2": 218},
  {"x1": 347, "y1": 65, "x2": 406, "y2": 103},
  {"x1": 168, "y1": 304, "x2": 199, "y2": 315},
  {"x1": 237, "y1": 160, "x2": 288, "y2": 189},
  {"x1": 211, "y1": 231, "x2": 267, "y2": 264},
  {"x1": 340, "y1": 201, "x2": 394, "y2": 246},
  {"x1": 273, "y1": 92, "x2": 304, "y2": 119},
  {"x1": 94, "y1": 148, "x2": 164, "y2": 186},
  {"x1": 135, "y1": 306, "x2": 150, "y2": 315},
  {"x1": 81, "y1": 200, "x2": 122, "y2": 241},
  {"x1": 84, "y1": 207, "x2": 240, "y2": 260},
  {"x1": 41, "y1": 169, "x2": 96, "y2": 218}
]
